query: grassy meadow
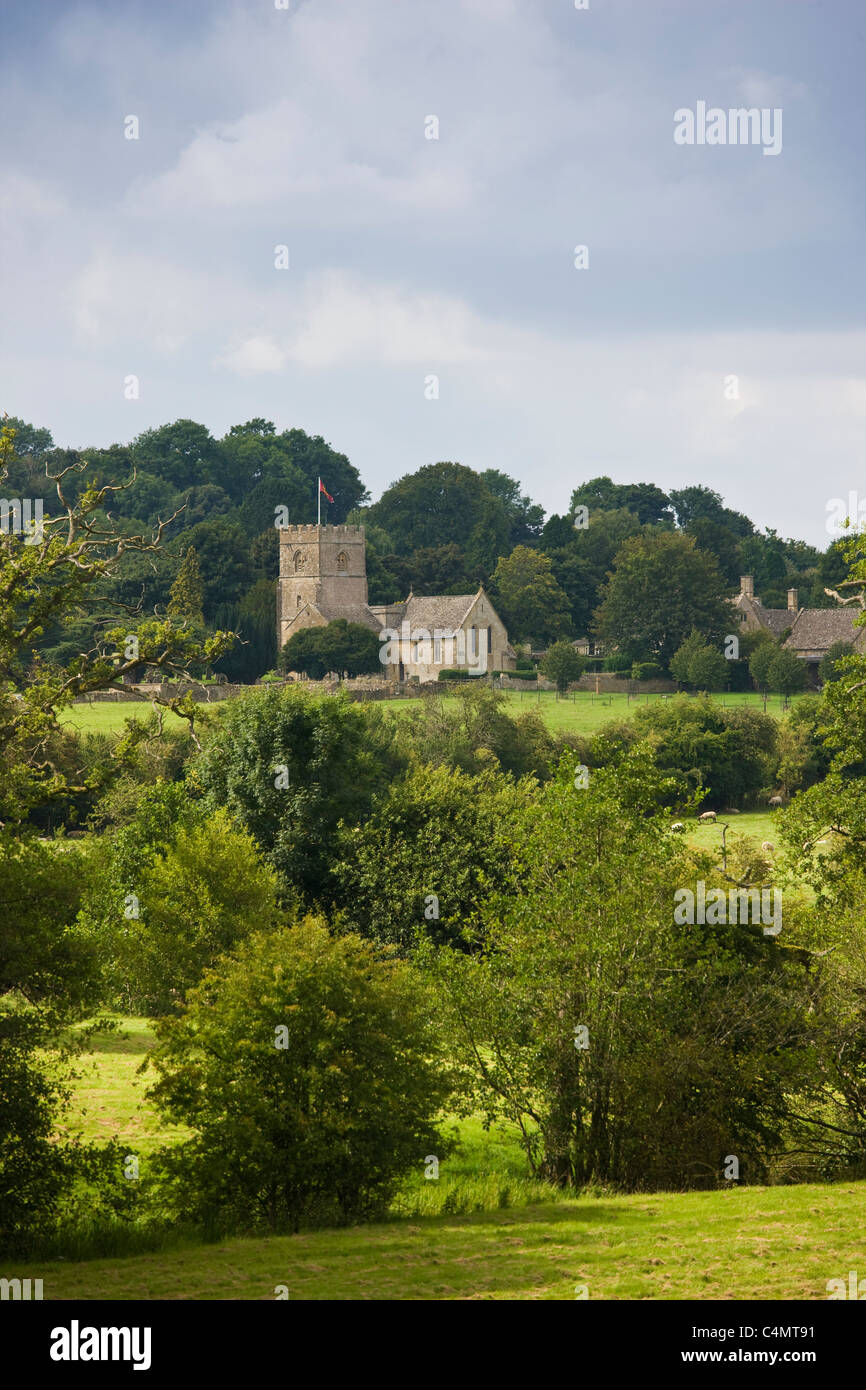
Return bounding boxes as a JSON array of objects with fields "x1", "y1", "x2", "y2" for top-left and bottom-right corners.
[
  {"x1": 61, "y1": 686, "x2": 805, "y2": 738},
  {"x1": 9, "y1": 1178, "x2": 864, "y2": 1300}
]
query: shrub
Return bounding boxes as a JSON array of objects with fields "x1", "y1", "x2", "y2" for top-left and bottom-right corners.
[
  {"x1": 604, "y1": 655, "x2": 631, "y2": 672},
  {"x1": 146, "y1": 918, "x2": 454, "y2": 1232},
  {"x1": 437, "y1": 668, "x2": 486, "y2": 681},
  {"x1": 630, "y1": 661, "x2": 663, "y2": 681}
]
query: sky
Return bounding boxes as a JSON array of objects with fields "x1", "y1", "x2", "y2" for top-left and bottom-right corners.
[{"x1": 1, "y1": 0, "x2": 864, "y2": 547}]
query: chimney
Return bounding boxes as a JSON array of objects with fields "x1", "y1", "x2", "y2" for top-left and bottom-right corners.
[
  {"x1": 787, "y1": 588, "x2": 798, "y2": 613},
  {"x1": 740, "y1": 575, "x2": 754, "y2": 599}
]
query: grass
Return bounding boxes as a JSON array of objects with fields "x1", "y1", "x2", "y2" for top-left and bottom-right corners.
[
  {"x1": 495, "y1": 688, "x2": 806, "y2": 735},
  {"x1": 7, "y1": 1182, "x2": 865, "y2": 1300},
  {"x1": 60, "y1": 688, "x2": 805, "y2": 738},
  {"x1": 60, "y1": 701, "x2": 213, "y2": 735},
  {"x1": 53, "y1": 1018, "x2": 188, "y2": 1156}
]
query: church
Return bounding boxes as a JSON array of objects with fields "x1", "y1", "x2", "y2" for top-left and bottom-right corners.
[{"x1": 277, "y1": 523, "x2": 516, "y2": 682}]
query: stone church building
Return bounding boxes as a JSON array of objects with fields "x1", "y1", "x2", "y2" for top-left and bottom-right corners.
[{"x1": 277, "y1": 523, "x2": 516, "y2": 682}]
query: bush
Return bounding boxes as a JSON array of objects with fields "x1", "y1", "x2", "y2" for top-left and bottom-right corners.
[
  {"x1": 146, "y1": 918, "x2": 454, "y2": 1232},
  {"x1": 437, "y1": 669, "x2": 486, "y2": 681},
  {"x1": 630, "y1": 661, "x2": 663, "y2": 681},
  {"x1": 604, "y1": 655, "x2": 631, "y2": 672}
]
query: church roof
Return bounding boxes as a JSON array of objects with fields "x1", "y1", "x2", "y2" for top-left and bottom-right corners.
[{"x1": 403, "y1": 592, "x2": 481, "y2": 632}]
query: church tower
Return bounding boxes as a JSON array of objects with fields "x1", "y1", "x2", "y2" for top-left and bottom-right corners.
[{"x1": 277, "y1": 524, "x2": 374, "y2": 653}]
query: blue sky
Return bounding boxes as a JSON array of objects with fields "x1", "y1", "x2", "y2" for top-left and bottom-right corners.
[{"x1": 1, "y1": 0, "x2": 864, "y2": 544}]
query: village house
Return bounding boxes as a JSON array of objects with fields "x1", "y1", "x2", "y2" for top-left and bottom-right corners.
[
  {"x1": 731, "y1": 574, "x2": 866, "y2": 679},
  {"x1": 277, "y1": 523, "x2": 516, "y2": 682}
]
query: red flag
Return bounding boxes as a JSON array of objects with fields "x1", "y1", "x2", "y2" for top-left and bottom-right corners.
[{"x1": 319, "y1": 479, "x2": 334, "y2": 503}]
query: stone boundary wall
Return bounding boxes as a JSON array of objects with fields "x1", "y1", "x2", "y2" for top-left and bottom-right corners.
[{"x1": 74, "y1": 673, "x2": 679, "y2": 705}]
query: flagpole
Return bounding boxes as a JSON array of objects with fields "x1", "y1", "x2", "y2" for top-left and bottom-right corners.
[{"x1": 317, "y1": 476, "x2": 321, "y2": 526}]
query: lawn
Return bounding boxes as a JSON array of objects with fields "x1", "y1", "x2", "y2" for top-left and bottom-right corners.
[
  {"x1": 60, "y1": 701, "x2": 214, "y2": 735},
  {"x1": 7, "y1": 1181, "x2": 864, "y2": 1300},
  {"x1": 61, "y1": 688, "x2": 804, "y2": 738}
]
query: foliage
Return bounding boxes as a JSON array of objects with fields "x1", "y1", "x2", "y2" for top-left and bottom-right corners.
[
  {"x1": 334, "y1": 763, "x2": 532, "y2": 950},
  {"x1": 489, "y1": 545, "x2": 572, "y2": 643},
  {"x1": 193, "y1": 686, "x2": 405, "y2": 902},
  {"x1": 594, "y1": 531, "x2": 729, "y2": 667},
  {"x1": 631, "y1": 694, "x2": 778, "y2": 807},
  {"x1": 393, "y1": 684, "x2": 558, "y2": 780},
  {"x1": 281, "y1": 618, "x2": 381, "y2": 680},
  {"x1": 146, "y1": 918, "x2": 454, "y2": 1231},
  {"x1": 540, "y1": 641, "x2": 586, "y2": 692},
  {"x1": 423, "y1": 753, "x2": 812, "y2": 1189}
]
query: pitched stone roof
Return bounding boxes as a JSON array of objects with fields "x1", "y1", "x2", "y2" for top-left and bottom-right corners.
[
  {"x1": 403, "y1": 593, "x2": 479, "y2": 632},
  {"x1": 753, "y1": 604, "x2": 794, "y2": 636},
  {"x1": 784, "y1": 608, "x2": 864, "y2": 656}
]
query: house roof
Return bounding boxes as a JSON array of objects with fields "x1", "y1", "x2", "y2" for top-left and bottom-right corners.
[
  {"x1": 784, "y1": 607, "x2": 864, "y2": 656},
  {"x1": 403, "y1": 591, "x2": 480, "y2": 632},
  {"x1": 753, "y1": 604, "x2": 794, "y2": 636}
]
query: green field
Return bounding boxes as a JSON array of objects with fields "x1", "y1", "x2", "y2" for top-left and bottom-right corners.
[
  {"x1": 60, "y1": 688, "x2": 804, "y2": 738},
  {"x1": 24, "y1": 1011, "x2": 855, "y2": 1300},
  {"x1": 8, "y1": 1180, "x2": 864, "y2": 1300}
]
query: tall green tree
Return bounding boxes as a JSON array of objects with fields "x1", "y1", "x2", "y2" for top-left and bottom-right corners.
[
  {"x1": 167, "y1": 545, "x2": 205, "y2": 623},
  {"x1": 594, "y1": 531, "x2": 729, "y2": 668},
  {"x1": 490, "y1": 546, "x2": 572, "y2": 643}
]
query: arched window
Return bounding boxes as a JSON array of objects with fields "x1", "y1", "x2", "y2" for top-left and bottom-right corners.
[
  {"x1": 296, "y1": 595, "x2": 302, "y2": 608},
  {"x1": 336, "y1": 550, "x2": 348, "y2": 572},
  {"x1": 293, "y1": 550, "x2": 303, "y2": 573}
]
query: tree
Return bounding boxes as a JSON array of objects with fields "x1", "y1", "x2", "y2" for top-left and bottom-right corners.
[
  {"x1": 0, "y1": 417, "x2": 232, "y2": 1248},
  {"x1": 334, "y1": 764, "x2": 532, "y2": 950},
  {"x1": 480, "y1": 469, "x2": 545, "y2": 547},
  {"x1": 748, "y1": 635, "x2": 777, "y2": 694},
  {"x1": 594, "y1": 531, "x2": 729, "y2": 668},
  {"x1": 540, "y1": 641, "x2": 586, "y2": 693},
  {"x1": 489, "y1": 546, "x2": 572, "y2": 643},
  {"x1": 146, "y1": 918, "x2": 453, "y2": 1231},
  {"x1": 687, "y1": 644, "x2": 729, "y2": 692},
  {"x1": 281, "y1": 619, "x2": 381, "y2": 681},
  {"x1": 368, "y1": 462, "x2": 510, "y2": 576},
  {"x1": 193, "y1": 685, "x2": 405, "y2": 901},
  {"x1": 570, "y1": 477, "x2": 673, "y2": 527},
  {"x1": 670, "y1": 631, "x2": 728, "y2": 691},
  {"x1": 167, "y1": 546, "x2": 204, "y2": 623},
  {"x1": 766, "y1": 647, "x2": 807, "y2": 700},
  {"x1": 424, "y1": 753, "x2": 809, "y2": 1189},
  {"x1": 819, "y1": 641, "x2": 855, "y2": 685},
  {"x1": 392, "y1": 683, "x2": 557, "y2": 781},
  {"x1": 631, "y1": 694, "x2": 777, "y2": 808},
  {"x1": 84, "y1": 808, "x2": 282, "y2": 1016}
]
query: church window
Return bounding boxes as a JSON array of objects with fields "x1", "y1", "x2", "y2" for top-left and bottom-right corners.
[
  {"x1": 487, "y1": 627, "x2": 492, "y2": 653},
  {"x1": 293, "y1": 550, "x2": 304, "y2": 573},
  {"x1": 434, "y1": 637, "x2": 442, "y2": 662},
  {"x1": 336, "y1": 550, "x2": 348, "y2": 571}
]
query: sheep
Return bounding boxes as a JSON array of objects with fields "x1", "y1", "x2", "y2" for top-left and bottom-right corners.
[
  {"x1": 670, "y1": 822, "x2": 685, "y2": 833},
  {"x1": 768, "y1": 795, "x2": 784, "y2": 808},
  {"x1": 698, "y1": 811, "x2": 717, "y2": 823},
  {"x1": 761, "y1": 841, "x2": 775, "y2": 852}
]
